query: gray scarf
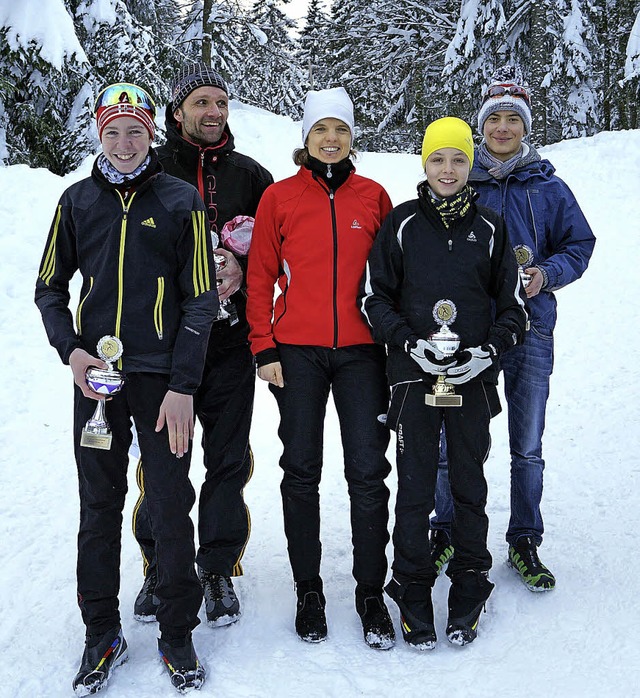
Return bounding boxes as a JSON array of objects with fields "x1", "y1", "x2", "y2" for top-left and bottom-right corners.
[{"x1": 475, "y1": 141, "x2": 541, "y2": 180}]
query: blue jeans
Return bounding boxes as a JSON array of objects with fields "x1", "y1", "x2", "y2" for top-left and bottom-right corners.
[{"x1": 432, "y1": 327, "x2": 554, "y2": 546}]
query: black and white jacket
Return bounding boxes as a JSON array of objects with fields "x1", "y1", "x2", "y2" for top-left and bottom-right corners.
[{"x1": 359, "y1": 185, "x2": 527, "y2": 386}]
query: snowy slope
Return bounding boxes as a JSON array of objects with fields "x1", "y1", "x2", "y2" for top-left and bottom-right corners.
[{"x1": 1, "y1": 104, "x2": 639, "y2": 698}]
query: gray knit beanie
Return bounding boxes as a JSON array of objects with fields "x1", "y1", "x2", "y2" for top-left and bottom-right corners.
[{"x1": 171, "y1": 62, "x2": 228, "y2": 110}]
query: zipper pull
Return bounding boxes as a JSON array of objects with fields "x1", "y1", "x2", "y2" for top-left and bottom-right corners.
[
  {"x1": 448, "y1": 239, "x2": 453, "y2": 251},
  {"x1": 326, "y1": 164, "x2": 332, "y2": 179},
  {"x1": 330, "y1": 191, "x2": 334, "y2": 200}
]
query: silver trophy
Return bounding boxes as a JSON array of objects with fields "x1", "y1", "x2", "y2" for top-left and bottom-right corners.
[
  {"x1": 214, "y1": 253, "x2": 239, "y2": 326},
  {"x1": 514, "y1": 244, "x2": 534, "y2": 288},
  {"x1": 80, "y1": 336, "x2": 125, "y2": 450},
  {"x1": 425, "y1": 300, "x2": 462, "y2": 408}
]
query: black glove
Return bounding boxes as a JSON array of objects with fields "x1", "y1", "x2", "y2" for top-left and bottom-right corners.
[
  {"x1": 406, "y1": 338, "x2": 455, "y2": 376},
  {"x1": 445, "y1": 344, "x2": 498, "y2": 385}
]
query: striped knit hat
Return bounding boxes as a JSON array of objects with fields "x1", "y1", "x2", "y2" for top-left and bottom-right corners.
[
  {"x1": 477, "y1": 65, "x2": 532, "y2": 135},
  {"x1": 95, "y1": 83, "x2": 156, "y2": 140},
  {"x1": 171, "y1": 62, "x2": 228, "y2": 110}
]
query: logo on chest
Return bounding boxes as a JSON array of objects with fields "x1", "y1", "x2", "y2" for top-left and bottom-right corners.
[
  {"x1": 466, "y1": 231, "x2": 477, "y2": 242},
  {"x1": 351, "y1": 219, "x2": 363, "y2": 230}
]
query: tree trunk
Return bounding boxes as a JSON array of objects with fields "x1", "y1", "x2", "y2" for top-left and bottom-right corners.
[
  {"x1": 529, "y1": 0, "x2": 549, "y2": 145},
  {"x1": 203, "y1": 0, "x2": 213, "y2": 65}
]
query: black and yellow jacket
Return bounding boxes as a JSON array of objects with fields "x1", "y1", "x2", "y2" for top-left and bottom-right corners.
[{"x1": 35, "y1": 151, "x2": 218, "y2": 395}]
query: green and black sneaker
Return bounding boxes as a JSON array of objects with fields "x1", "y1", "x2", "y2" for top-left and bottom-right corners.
[
  {"x1": 429, "y1": 528, "x2": 454, "y2": 575},
  {"x1": 508, "y1": 536, "x2": 556, "y2": 592}
]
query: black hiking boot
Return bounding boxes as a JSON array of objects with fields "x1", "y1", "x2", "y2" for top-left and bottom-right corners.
[
  {"x1": 429, "y1": 528, "x2": 454, "y2": 575},
  {"x1": 355, "y1": 584, "x2": 395, "y2": 650},
  {"x1": 133, "y1": 568, "x2": 159, "y2": 622},
  {"x1": 199, "y1": 569, "x2": 241, "y2": 627},
  {"x1": 295, "y1": 577, "x2": 327, "y2": 643},
  {"x1": 384, "y1": 577, "x2": 436, "y2": 650},
  {"x1": 508, "y1": 536, "x2": 556, "y2": 591},
  {"x1": 158, "y1": 632, "x2": 205, "y2": 693},
  {"x1": 446, "y1": 569, "x2": 495, "y2": 646},
  {"x1": 72, "y1": 625, "x2": 128, "y2": 696}
]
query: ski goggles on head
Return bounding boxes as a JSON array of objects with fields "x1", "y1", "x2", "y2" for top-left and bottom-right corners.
[
  {"x1": 482, "y1": 84, "x2": 530, "y2": 105},
  {"x1": 94, "y1": 83, "x2": 156, "y2": 117}
]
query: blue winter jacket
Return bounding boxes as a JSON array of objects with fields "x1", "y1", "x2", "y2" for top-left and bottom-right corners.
[{"x1": 469, "y1": 157, "x2": 595, "y2": 335}]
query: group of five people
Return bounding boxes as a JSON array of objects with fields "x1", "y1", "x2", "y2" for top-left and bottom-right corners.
[{"x1": 34, "y1": 62, "x2": 594, "y2": 695}]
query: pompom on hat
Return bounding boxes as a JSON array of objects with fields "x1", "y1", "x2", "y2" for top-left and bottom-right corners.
[
  {"x1": 171, "y1": 62, "x2": 228, "y2": 110},
  {"x1": 301, "y1": 87, "x2": 355, "y2": 145},
  {"x1": 421, "y1": 116, "x2": 475, "y2": 170},
  {"x1": 94, "y1": 82, "x2": 156, "y2": 140},
  {"x1": 477, "y1": 65, "x2": 532, "y2": 135}
]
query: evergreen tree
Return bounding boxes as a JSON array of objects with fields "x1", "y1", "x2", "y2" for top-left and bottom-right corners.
[
  {"x1": 296, "y1": 0, "x2": 333, "y2": 92},
  {"x1": 443, "y1": 0, "x2": 509, "y2": 122},
  {"x1": 546, "y1": 0, "x2": 600, "y2": 139},
  {"x1": 179, "y1": 0, "x2": 249, "y2": 92},
  {"x1": 72, "y1": 0, "x2": 168, "y2": 103},
  {"x1": 237, "y1": 0, "x2": 304, "y2": 117},
  {"x1": 0, "y1": 0, "x2": 94, "y2": 174},
  {"x1": 330, "y1": 0, "x2": 456, "y2": 152}
]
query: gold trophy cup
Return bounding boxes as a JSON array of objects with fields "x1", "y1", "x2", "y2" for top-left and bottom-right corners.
[{"x1": 425, "y1": 300, "x2": 462, "y2": 408}]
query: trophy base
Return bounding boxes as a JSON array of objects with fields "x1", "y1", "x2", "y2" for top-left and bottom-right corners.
[
  {"x1": 80, "y1": 429, "x2": 113, "y2": 450},
  {"x1": 425, "y1": 393, "x2": 463, "y2": 408}
]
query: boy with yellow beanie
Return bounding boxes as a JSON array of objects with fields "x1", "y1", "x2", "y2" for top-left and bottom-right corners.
[{"x1": 359, "y1": 116, "x2": 527, "y2": 649}]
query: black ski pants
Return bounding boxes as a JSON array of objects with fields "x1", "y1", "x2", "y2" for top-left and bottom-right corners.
[
  {"x1": 270, "y1": 344, "x2": 391, "y2": 588},
  {"x1": 133, "y1": 343, "x2": 254, "y2": 577},
  {"x1": 387, "y1": 380, "x2": 499, "y2": 585},
  {"x1": 74, "y1": 373, "x2": 201, "y2": 638}
]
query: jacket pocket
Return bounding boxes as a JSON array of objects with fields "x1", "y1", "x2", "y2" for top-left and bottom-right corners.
[
  {"x1": 154, "y1": 277, "x2": 165, "y2": 340},
  {"x1": 76, "y1": 276, "x2": 94, "y2": 335}
]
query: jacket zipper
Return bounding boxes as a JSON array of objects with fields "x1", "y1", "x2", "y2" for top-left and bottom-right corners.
[
  {"x1": 198, "y1": 151, "x2": 205, "y2": 201},
  {"x1": 114, "y1": 190, "x2": 137, "y2": 370},
  {"x1": 329, "y1": 190, "x2": 339, "y2": 348}
]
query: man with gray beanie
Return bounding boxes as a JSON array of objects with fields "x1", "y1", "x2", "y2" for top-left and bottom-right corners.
[
  {"x1": 132, "y1": 61, "x2": 273, "y2": 628},
  {"x1": 429, "y1": 65, "x2": 595, "y2": 593}
]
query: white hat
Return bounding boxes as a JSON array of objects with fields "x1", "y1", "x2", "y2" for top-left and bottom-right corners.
[{"x1": 301, "y1": 87, "x2": 355, "y2": 145}]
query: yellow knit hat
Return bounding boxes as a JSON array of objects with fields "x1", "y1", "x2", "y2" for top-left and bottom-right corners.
[{"x1": 421, "y1": 117, "x2": 474, "y2": 170}]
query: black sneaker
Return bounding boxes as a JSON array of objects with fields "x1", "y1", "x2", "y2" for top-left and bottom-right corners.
[
  {"x1": 133, "y1": 568, "x2": 159, "y2": 622},
  {"x1": 508, "y1": 536, "x2": 556, "y2": 592},
  {"x1": 72, "y1": 625, "x2": 128, "y2": 696},
  {"x1": 355, "y1": 585, "x2": 395, "y2": 650},
  {"x1": 199, "y1": 570, "x2": 241, "y2": 627},
  {"x1": 446, "y1": 569, "x2": 495, "y2": 646},
  {"x1": 429, "y1": 529, "x2": 454, "y2": 575},
  {"x1": 384, "y1": 577, "x2": 436, "y2": 650},
  {"x1": 158, "y1": 633, "x2": 205, "y2": 693},
  {"x1": 295, "y1": 577, "x2": 327, "y2": 643}
]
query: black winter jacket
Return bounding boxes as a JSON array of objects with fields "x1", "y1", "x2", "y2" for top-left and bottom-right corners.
[
  {"x1": 35, "y1": 152, "x2": 218, "y2": 394},
  {"x1": 360, "y1": 186, "x2": 527, "y2": 386},
  {"x1": 157, "y1": 111, "x2": 273, "y2": 348}
]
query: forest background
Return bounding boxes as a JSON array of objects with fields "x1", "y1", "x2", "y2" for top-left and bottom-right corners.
[{"x1": 1, "y1": 0, "x2": 639, "y2": 176}]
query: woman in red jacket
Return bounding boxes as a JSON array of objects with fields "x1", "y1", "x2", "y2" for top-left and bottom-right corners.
[{"x1": 246, "y1": 88, "x2": 394, "y2": 650}]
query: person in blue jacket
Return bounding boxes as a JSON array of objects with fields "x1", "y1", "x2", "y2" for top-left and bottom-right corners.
[{"x1": 430, "y1": 66, "x2": 596, "y2": 592}]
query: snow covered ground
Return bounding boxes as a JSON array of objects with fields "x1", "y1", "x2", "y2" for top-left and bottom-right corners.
[{"x1": 1, "y1": 103, "x2": 639, "y2": 697}]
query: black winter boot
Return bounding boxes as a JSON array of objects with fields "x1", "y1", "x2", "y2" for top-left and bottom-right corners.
[
  {"x1": 72, "y1": 625, "x2": 128, "y2": 696},
  {"x1": 355, "y1": 584, "x2": 395, "y2": 650},
  {"x1": 295, "y1": 577, "x2": 327, "y2": 643},
  {"x1": 158, "y1": 632, "x2": 205, "y2": 693},
  {"x1": 446, "y1": 569, "x2": 495, "y2": 646},
  {"x1": 384, "y1": 577, "x2": 436, "y2": 650}
]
